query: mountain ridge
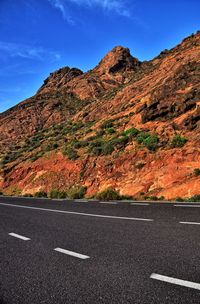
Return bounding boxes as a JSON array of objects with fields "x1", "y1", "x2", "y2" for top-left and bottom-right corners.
[{"x1": 0, "y1": 31, "x2": 199, "y2": 199}]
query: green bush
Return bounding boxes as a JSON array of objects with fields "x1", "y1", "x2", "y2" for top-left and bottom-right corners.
[
  {"x1": 34, "y1": 191, "x2": 48, "y2": 198},
  {"x1": 122, "y1": 127, "x2": 139, "y2": 138},
  {"x1": 137, "y1": 133, "x2": 159, "y2": 151},
  {"x1": 88, "y1": 139, "x2": 115, "y2": 156},
  {"x1": 171, "y1": 135, "x2": 187, "y2": 148},
  {"x1": 137, "y1": 132, "x2": 151, "y2": 144},
  {"x1": 144, "y1": 196, "x2": 165, "y2": 201},
  {"x1": 176, "y1": 197, "x2": 185, "y2": 202},
  {"x1": 187, "y1": 194, "x2": 200, "y2": 202},
  {"x1": 23, "y1": 193, "x2": 33, "y2": 197},
  {"x1": 67, "y1": 186, "x2": 87, "y2": 199},
  {"x1": 111, "y1": 136, "x2": 129, "y2": 149},
  {"x1": 107, "y1": 128, "x2": 115, "y2": 134},
  {"x1": 194, "y1": 168, "x2": 200, "y2": 176},
  {"x1": 49, "y1": 189, "x2": 67, "y2": 199},
  {"x1": 45, "y1": 142, "x2": 59, "y2": 151},
  {"x1": 62, "y1": 147, "x2": 78, "y2": 160},
  {"x1": 101, "y1": 142, "x2": 115, "y2": 155},
  {"x1": 96, "y1": 188, "x2": 121, "y2": 200},
  {"x1": 100, "y1": 120, "x2": 114, "y2": 129},
  {"x1": 88, "y1": 140, "x2": 103, "y2": 156},
  {"x1": 73, "y1": 141, "x2": 88, "y2": 149},
  {"x1": 143, "y1": 135, "x2": 159, "y2": 151}
]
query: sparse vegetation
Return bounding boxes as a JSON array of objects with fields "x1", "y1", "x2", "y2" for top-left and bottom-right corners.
[
  {"x1": 137, "y1": 133, "x2": 159, "y2": 151},
  {"x1": 171, "y1": 135, "x2": 187, "y2": 148},
  {"x1": 67, "y1": 186, "x2": 87, "y2": 199},
  {"x1": 100, "y1": 119, "x2": 114, "y2": 129},
  {"x1": 95, "y1": 188, "x2": 134, "y2": 201},
  {"x1": 34, "y1": 191, "x2": 48, "y2": 198},
  {"x1": 187, "y1": 194, "x2": 200, "y2": 202},
  {"x1": 194, "y1": 168, "x2": 200, "y2": 176},
  {"x1": 23, "y1": 193, "x2": 33, "y2": 197},
  {"x1": 62, "y1": 146, "x2": 78, "y2": 160},
  {"x1": 49, "y1": 189, "x2": 67, "y2": 199},
  {"x1": 176, "y1": 197, "x2": 185, "y2": 202},
  {"x1": 107, "y1": 128, "x2": 115, "y2": 134},
  {"x1": 175, "y1": 195, "x2": 200, "y2": 202},
  {"x1": 96, "y1": 188, "x2": 121, "y2": 200},
  {"x1": 144, "y1": 195, "x2": 165, "y2": 201},
  {"x1": 122, "y1": 127, "x2": 139, "y2": 138}
]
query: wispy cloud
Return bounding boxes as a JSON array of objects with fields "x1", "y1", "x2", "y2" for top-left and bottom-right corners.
[
  {"x1": 48, "y1": 0, "x2": 130, "y2": 23},
  {"x1": 48, "y1": 0, "x2": 74, "y2": 23},
  {"x1": 71, "y1": 0, "x2": 130, "y2": 17},
  {"x1": 0, "y1": 41, "x2": 61, "y2": 61}
]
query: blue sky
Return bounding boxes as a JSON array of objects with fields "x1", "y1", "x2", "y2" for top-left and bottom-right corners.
[{"x1": 0, "y1": 0, "x2": 199, "y2": 113}]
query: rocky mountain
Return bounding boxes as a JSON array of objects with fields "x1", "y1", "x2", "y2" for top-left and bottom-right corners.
[{"x1": 0, "y1": 31, "x2": 199, "y2": 199}]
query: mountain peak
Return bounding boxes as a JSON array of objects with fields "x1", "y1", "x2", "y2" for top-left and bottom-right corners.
[
  {"x1": 38, "y1": 66, "x2": 83, "y2": 94},
  {"x1": 94, "y1": 45, "x2": 141, "y2": 75}
]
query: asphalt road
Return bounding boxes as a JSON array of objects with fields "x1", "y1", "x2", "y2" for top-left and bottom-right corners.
[{"x1": 0, "y1": 196, "x2": 200, "y2": 304}]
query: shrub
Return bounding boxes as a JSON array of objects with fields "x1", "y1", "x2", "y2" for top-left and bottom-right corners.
[
  {"x1": 122, "y1": 127, "x2": 139, "y2": 138},
  {"x1": 96, "y1": 130, "x2": 105, "y2": 137},
  {"x1": 67, "y1": 186, "x2": 87, "y2": 199},
  {"x1": 101, "y1": 142, "x2": 115, "y2": 155},
  {"x1": 144, "y1": 196, "x2": 165, "y2": 201},
  {"x1": 176, "y1": 197, "x2": 185, "y2": 202},
  {"x1": 107, "y1": 128, "x2": 115, "y2": 134},
  {"x1": 194, "y1": 168, "x2": 200, "y2": 176},
  {"x1": 73, "y1": 141, "x2": 88, "y2": 149},
  {"x1": 100, "y1": 120, "x2": 114, "y2": 129},
  {"x1": 171, "y1": 135, "x2": 187, "y2": 148},
  {"x1": 96, "y1": 188, "x2": 121, "y2": 200},
  {"x1": 137, "y1": 132, "x2": 151, "y2": 144},
  {"x1": 0, "y1": 191, "x2": 3, "y2": 195},
  {"x1": 62, "y1": 147, "x2": 78, "y2": 160},
  {"x1": 187, "y1": 194, "x2": 200, "y2": 202},
  {"x1": 30, "y1": 151, "x2": 45, "y2": 162},
  {"x1": 49, "y1": 189, "x2": 67, "y2": 199},
  {"x1": 45, "y1": 143, "x2": 59, "y2": 151},
  {"x1": 143, "y1": 135, "x2": 159, "y2": 151},
  {"x1": 136, "y1": 132, "x2": 159, "y2": 151},
  {"x1": 111, "y1": 136, "x2": 129, "y2": 149},
  {"x1": 23, "y1": 193, "x2": 33, "y2": 197},
  {"x1": 34, "y1": 191, "x2": 48, "y2": 198}
]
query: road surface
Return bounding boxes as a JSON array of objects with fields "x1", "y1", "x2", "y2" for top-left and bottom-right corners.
[{"x1": 0, "y1": 196, "x2": 200, "y2": 303}]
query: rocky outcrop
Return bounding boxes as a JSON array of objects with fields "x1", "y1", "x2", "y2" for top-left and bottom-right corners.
[{"x1": 0, "y1": 31, "x2": 200, "y2": 199}]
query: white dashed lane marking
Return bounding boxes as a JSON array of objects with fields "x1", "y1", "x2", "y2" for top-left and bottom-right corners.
[
  {"x1": 99, "y1": 202, "x2": 117, "y2": 205},
  {"x1": 180, "y1": 221, "x2": 200, "y2": 226},
  {"x1": 131, "y1": 203, "x2": 149, "y2": 206},
  {"x1": 150, "y1": 273, "x2": 200, "y2": 291},
  {"x1": 9, "y1": 232, "x2": 30, "y2": 241},
  {"x1": 54, "y1": 248, "x2": 90, "y2": 259}
]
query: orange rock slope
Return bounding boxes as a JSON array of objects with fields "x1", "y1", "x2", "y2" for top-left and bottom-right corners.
[{"x1": 0, "y1": 32, "x2": 199, "y2": 199}]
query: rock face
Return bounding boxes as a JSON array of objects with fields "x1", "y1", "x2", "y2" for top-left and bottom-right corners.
[
  {"x1": 0, "y1": 32, "x2": 200, "y2": 199},
  {"x1": 94, "y1": 46, "x2": 141, "y2": 75}
]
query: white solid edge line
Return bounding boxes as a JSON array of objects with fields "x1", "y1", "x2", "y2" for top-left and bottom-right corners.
[
  {"x1": 99, "y1": 202, "x2": 117, "y2": 205},
  {"x1": 9, "y1": 232, "x2": 30, "y2": 241},
  {"x1": 175, "y1": 205, "x2": 200, "y2": 208},
  {"x1": 150, "y1": 273, "x2": 200, "y2": 291},
  {"x1": 180, "y1": 221, "x2": 200, "y2": 225},
  {"x1": 0, "y1": 203, "x2": 153, "y2": 222},
  {"x1": 131, "y1": 203, "x2": 149, "y2": 206},
  {"x1": 54, "y1": 248, "x2": 89, "y2": 259}
]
